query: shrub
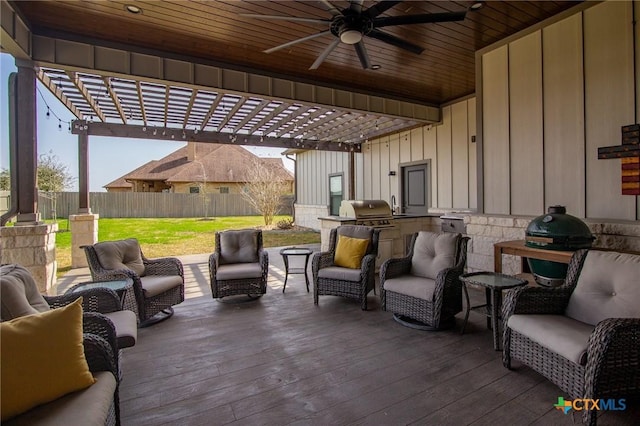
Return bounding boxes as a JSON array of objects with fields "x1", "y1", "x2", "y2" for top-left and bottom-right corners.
[{"x1": 276, "y1": 218, "x2": 294, "y2": 230}]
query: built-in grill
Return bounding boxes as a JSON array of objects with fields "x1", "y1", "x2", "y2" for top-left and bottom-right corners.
[{"x1": 339, "y1": 200, "x2": 395, "y2": 228}]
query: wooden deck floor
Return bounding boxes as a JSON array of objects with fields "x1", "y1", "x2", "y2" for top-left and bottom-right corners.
[{"x1": 59, "y1": 246, "x2": 638, "y2": 425}]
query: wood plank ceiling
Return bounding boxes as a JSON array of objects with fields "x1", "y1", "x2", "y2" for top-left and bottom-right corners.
[{"x1": 11, "y1": 0, "x2": 579, "y2": 147}]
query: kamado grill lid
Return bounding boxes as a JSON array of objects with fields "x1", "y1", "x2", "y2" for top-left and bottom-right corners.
[{"x1": 525, "y1": 206, "x2": 594, "y2": 251}]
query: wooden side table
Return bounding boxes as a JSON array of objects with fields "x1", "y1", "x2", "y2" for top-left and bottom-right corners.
[{"x1": 493, "y1": 240, "x2": 573, "y2": 273}]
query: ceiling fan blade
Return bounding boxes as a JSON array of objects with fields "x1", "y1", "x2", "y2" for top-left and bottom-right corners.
[
  {"x1": 365, "y1": 1, "x2": 402, "y2": 18},
  {"x1": 368, "y1": 29, "x2": 424, "y2": 54},
  {"x1": 374, "y1": 11, "x2": 466, "y2": 27},
  {"x1": 240, "y1": 14, "x2": 330, "y2": 25},
  {"x1": 310, "y1": 39, "x2": 340, "y2": 70},
  {"x1": 264, "y1": 30, "x2": 332, "y2": 54},
  {"x1": 319, "y1": 0, "x2": 342, "y2": 16},
  {"x1": 354, "y1": 41, "x2": 371, "y2": 69},
  {"x1": 350, "y1": 0, "x2": 364, "y2": 14}
]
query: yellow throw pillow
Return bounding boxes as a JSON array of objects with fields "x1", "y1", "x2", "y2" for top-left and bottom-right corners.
[
  {"x1": 0, "y1": 297, "x2": 96, "y2": 421},
  {"x1": 334, "y1": 235, "x2": 370, "y2": 269}
]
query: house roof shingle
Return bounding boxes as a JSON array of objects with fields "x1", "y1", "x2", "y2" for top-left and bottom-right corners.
[{"x1": 104, "y1": 143, "x2": 293, "y2": 189}]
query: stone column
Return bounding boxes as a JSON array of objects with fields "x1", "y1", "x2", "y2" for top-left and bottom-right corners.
[
  {"x1": 0, "y1": 223, "x2": 58, "y2": 292},
  {"x1": 70, "y1": 213, "x2": 99, "y2": 268}
]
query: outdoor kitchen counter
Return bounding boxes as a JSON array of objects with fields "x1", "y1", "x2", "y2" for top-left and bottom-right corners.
[{"x1": 318, "y1": 215, "x2": 442, "y2": 262}]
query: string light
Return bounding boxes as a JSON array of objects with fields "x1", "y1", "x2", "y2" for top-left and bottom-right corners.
[{"x1": 37, "y1": 87, "x2": 72, "y2": 132}]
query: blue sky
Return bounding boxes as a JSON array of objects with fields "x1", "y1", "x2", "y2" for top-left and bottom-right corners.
[{"x1": 0, "y1": 53, "x2": 292, "y2": 192}]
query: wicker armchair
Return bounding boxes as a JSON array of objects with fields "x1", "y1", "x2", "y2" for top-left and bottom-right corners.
[
  {"x1": 83, "y1": 238, "x2": 185, "y2": 327},
  {"x1": 502, "y1": 249, "x2": 640, "y2": 426},
  {"x1": 312, "y1": 225, "x2": 380, "y2": 310},
  {"x1": 380, "y1": 232, "x2": 469, "y2": 330},
  {"x1": 209, "y1": 229, "x2": 269, "y2": 299}
]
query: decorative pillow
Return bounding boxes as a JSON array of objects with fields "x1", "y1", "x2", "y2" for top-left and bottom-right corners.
[
  {"x1": 0, "y1": 297, "x2": 96, "y2": 421},
  {"x1": 410, "y1": 232, "x2": 460, "y2": 280},
  {"x1": 334, "y1": 235, "x2": 370, "y2": 269},
  {"x1": 94, "y1": 238, "x2": 145, "y2": 276}
]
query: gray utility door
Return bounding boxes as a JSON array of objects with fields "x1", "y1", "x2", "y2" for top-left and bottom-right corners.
[{"x1": 402, "y1": 163, "x2": 430, "y2": 215}]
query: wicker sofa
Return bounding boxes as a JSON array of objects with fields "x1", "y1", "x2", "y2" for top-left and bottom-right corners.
[
  {"x1": 502, "y1": 249, "x2": 640, "y2": 425},
  {"x1": 1, "y1": 264, "x2": 121, "y2": 426}
]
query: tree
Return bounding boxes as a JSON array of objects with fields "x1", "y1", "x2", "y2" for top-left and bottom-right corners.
[
  {"x1": 0, "y1": 168, "x2": 9, "y2": 191},
  {"x1": 0, "y1": 152, "x2": 74, "y2": 192},
  {"x1": 241, "y1": 158, "x2": 290, "y2": 226},
  {"x1": 37, "y1": 151, "x2": 75, "y2": 192},
  {"x1": 37, "y1": 151, "x2": 75, "y2": 220},
  {"x1": 190, "y1": 160, "x2": 213, "y2": 220}
]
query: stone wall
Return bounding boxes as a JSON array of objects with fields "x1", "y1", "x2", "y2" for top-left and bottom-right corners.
[
  {"x1": 294, "y1": 204, "x2": 328, "y2": 231},
  {"x1": 0, "y1": 223, "x2": 58, "y2": 292},
  {"x1": 463, "y1": 214, "x2": 640, "y2": 274}
]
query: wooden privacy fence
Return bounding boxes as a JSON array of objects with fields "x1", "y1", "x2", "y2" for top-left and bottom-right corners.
[{"x1": 31, "y1": 192, "x2": 294, "y2": 219}]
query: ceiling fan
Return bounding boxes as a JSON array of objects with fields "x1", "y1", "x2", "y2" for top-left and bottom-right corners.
[{"x1": 241, "y1": 0, "x2": 472, "y2": 70}]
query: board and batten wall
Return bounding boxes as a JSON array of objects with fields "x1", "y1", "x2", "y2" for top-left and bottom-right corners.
[
  {"x1": 361, "y1": 98, "x2": 476, "y2": 211},
  {"x1": 294, "y1": 150, "x2": 364, "y2": 229},
  {"x1": 479, "y1": 0, "x2": 640, "y2": 221},
  {"x1": 294, "y1": 97, "x2": 477, "y2": 230}
]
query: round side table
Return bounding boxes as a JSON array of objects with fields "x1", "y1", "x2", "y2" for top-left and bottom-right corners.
[
  {"x1": 460, "y1": 272, "x2": 528, "y2": 350},
  {"x1": 67, "y1": 278, "x2": 138, "y2": 317}
]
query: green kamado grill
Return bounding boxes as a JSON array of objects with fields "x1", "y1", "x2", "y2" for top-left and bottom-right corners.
[{"x1": 525, "y1": 206, "x2": 594, "y2": 287}]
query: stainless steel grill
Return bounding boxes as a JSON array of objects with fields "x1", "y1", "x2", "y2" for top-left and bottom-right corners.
[{"x1": 339, "y1": 200, "x2": 395, "y2": 228}]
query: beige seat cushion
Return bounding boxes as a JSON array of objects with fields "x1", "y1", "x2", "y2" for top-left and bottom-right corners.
[
  {"x1": 140, "y1": 275, "x2": 183, "y2": 298},
  {"x1": 565, "y1": 251, "x2": 640, "y2": 326},
  {"x1": 93, "y1": 239, "x2": 145, "y2": 276},
  {"x1": 219, "y1": 230, "x2": 260, "y2": 264},
  {"x1": 216, "y1": 263, "x2": 263, "y2": 280},
  {"x1": 383, "y1": 276, "x2": 436, "y2": 301},
  {"x1": 410, "y1": 232, "x2": 459, "y2": 280},
  {"x1": 508, "y1": 314, "x2": 594, "y2": 365},
  {"x1": 103, "y1": 310, "x2": 137, "y2": 348},
  {"x1": 3, "y1": 371, "x2": 116, "y2": 426},
  {"x1": 0, "y1": 264, "x2": 50, "y2": 320},
  {"x1": 317, "y1": 266, "x2": 363, "y2": 282}
]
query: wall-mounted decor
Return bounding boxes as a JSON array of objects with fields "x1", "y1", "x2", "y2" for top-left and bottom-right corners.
[{"x1": 597, "y1": 124, "x2": 639, "y2": 195}]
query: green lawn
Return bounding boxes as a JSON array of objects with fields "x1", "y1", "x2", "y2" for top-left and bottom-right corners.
[{"x1": 52, "y1": 216, "x2": 319, "y2": 276}]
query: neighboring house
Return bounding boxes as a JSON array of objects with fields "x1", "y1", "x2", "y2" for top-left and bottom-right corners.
[{"x1": 104, "y1": 142, "x2": 293, "y2": 194}]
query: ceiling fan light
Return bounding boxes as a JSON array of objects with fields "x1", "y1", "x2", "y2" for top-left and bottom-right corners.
[
  {"x1": 124, "y1": 4, "x2": 142, "y2": 14},
  {"x1": 340, "y1": 29, "x2": 362, "y2": 45}
]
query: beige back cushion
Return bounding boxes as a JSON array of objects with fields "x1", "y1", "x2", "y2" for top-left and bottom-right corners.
[
  {"x1": 336, "y1": 225, "x2": 373, "y2": 253},
  {"x1": 565, "y1": 251, "x2": 640, "y2": 325},
  {"x1": 93, "y1": 238, "x2": 145, "y2": 276},
  {"x1": 219, "y1": 230, "x2": 260, "y2": 264},
  {"x1": 410, "y1": 232, "x2": 460, "y2": 280},
  {"x1": 0, "y1": 264, "x2": 50, "y2": 321}
]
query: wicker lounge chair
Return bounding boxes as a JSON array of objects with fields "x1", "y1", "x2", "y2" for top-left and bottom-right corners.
[
  {"x1": 502, "y1": 249, "x2": 640, "y2": 426},
  {"x1": 312, "y1": 225, "x2": 380, "y2": 310},
  {"x1": 380, "y1": 232, "x2": 469, "y2": 330},
  {"x1": 209, "y1": 229, "x2": 269, "y2": 299},
  {"x1": 83, "y1": 239, "x2": 185, "y2": 327}
]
